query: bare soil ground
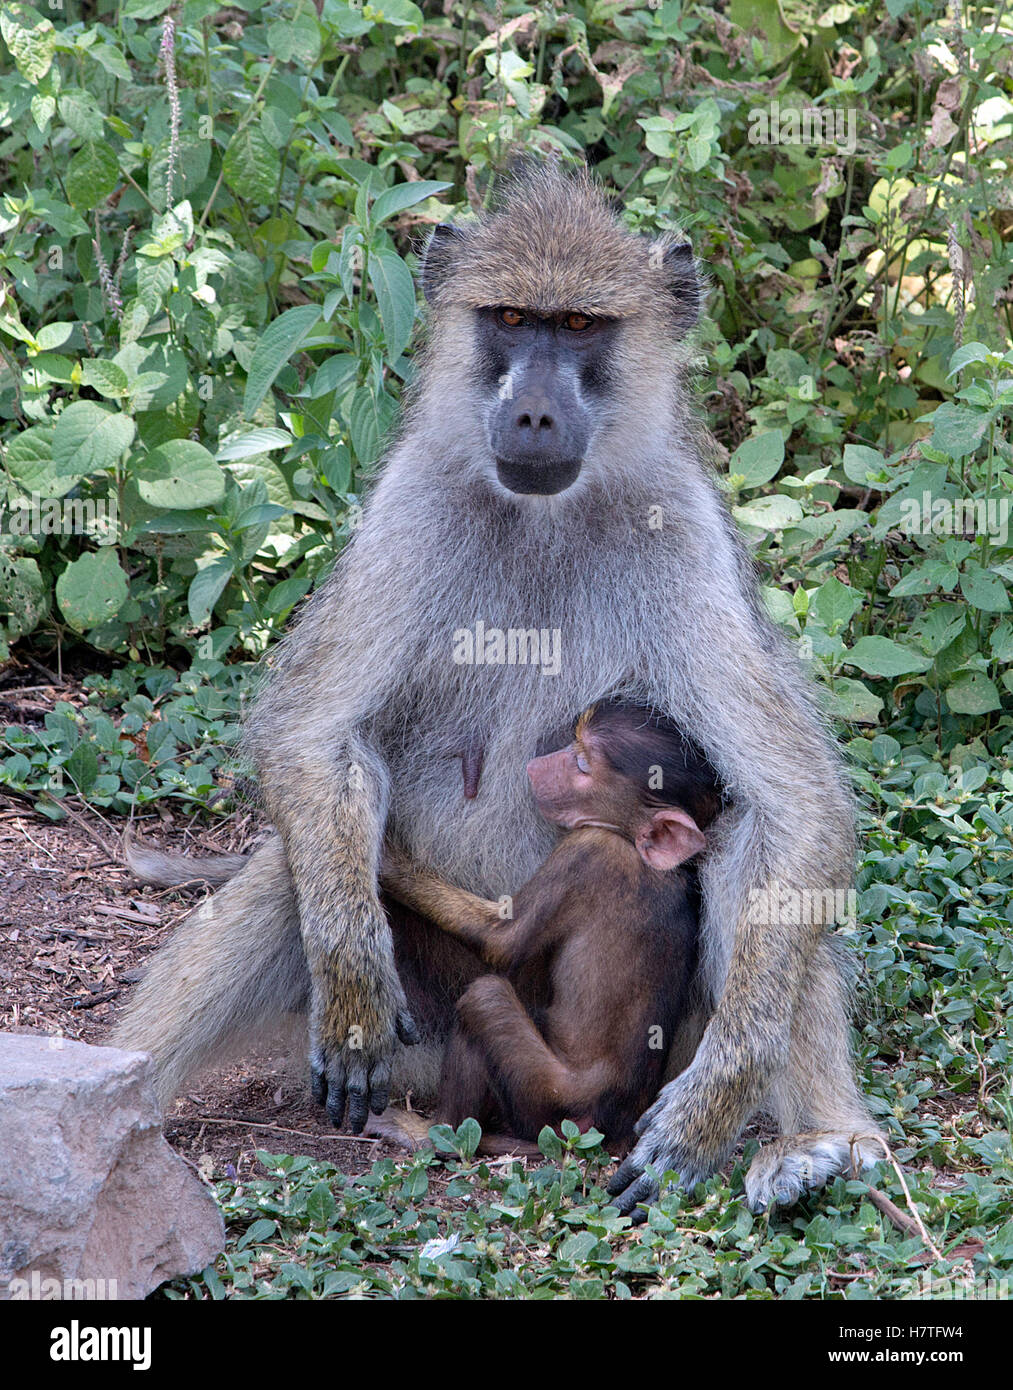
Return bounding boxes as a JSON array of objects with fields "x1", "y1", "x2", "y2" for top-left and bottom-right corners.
[{"x1": 0, "y1": 792, "x2": 399, "y2": 1181}]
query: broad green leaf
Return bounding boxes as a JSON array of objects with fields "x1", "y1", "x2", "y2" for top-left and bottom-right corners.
[
  {"x1": 58, "y1": 89, "x2": 104, "y2": 141},
  {"x1": 732, "y1": 495, "x2": 803, "y2": 531},
  {"x1": 842, "y1": 444, "x2": 886, "y2": 483},
  {"x1": 305, "y1": 1179, "x2": 337, "y2": 1227},
  {"x1": 846, "y1": 636, "x2": 932, "y2": 677},
  {"x1": 64, "y1": 741, "x2": 99, "y2": 796},
  {"x1": 65, "y1": 143, "x2": 119, "y2": 210},
  {"x1": 890, "y1": 558, "x2": 959, "y2": 597},
  {"x1": 810, "y1": 576, "x2": 862, "y2": 632},
  {"x1": 27, "y1": 193, "x2": 88, "y2": 238},
  {"x1": 0, "y1": 311, "x2": 36, "y2": 347},
  {"x1": 0, "y1": 4, "x2": 57, "y2": 83},
  {"x1": 136, "y1": 440, "x2": 226, "y2": 509},
  {"x1": 0, "y1": 555, "x2": 46, "y2": 641},
  {"x1": 243, "y1": 304, "x2": 322, "y2": 417},
  {"x1": 959, "y1": 561, "x2": 1010, "y2": 613},
  {"x1": 26, "y1": 353, "x2": 74, "y2": 384},
  {"x1": 990, "y1": 621, "x2": 1013, "y2": 663},
  {"x1": 52, "y1": 402, "x2": 135, "y2": 476},
  {"x1": 369, "y1": 179, "x2": 453, "y2": 227},
  {"x1": 826, "y1": 678, "x2": 883, "y2": 724},
  {"x1": 267, "y1": 13, "x2": 322, "y2": 66},
  {"x1": 188, "y1": 556, "x2": 234, "y2": 626},
  {"x1": 368, "y1": 248, "x2": 418, "y2": 359},
  {"x1": 136, "y1": 256, "x2": 175, "y2": 315},
  {"x1": 687, "y1": 135, "x2": 712, "y2": 171},
  {"x1": 35, "y1": 322, "x2": 73, "y2": 351},
  {"x1": 232, "y1": 503, "x2": 287, "y2": 531},
  {"x1": 217, "y1": 428, "x2": 293, "y2": 461},
  {"x1": 368, "y1": 0, "x2": 423, "y2": 25},
  {"x1": 264, "y1": 576, "x2": 311, "y2": 616},
  {"x1": 946, "y1": 671, "x2": 1002, "y2": 715},
  {"x1": 913, "y1": 605, "x2": 965, "y2": 656},
  {"x1": 79, "y1": 360, "x2": 129, "y2": 398},
  {"x1": 88, "y1": 42, "x2": 132, "y2": 81},
  {"x1": 149, "y1": 132, "x2": 211, "y2": 211},
  {"x1": 31, "y1": 91, "x2": 55, "y2": 132},
  {"x1": 348, "y1": 386, "x2": 396, "y2": 466},
  {"x1": 223, "y1": 126, "x2": 281, "y2": 205},
  {"x1": 6, "y1": 426, "x2": 66, "y2": 495},
  {"x1": 729, "y1": 0, "x2": 800, "y2": 68},
  {"x1": 56, "y1": 549, "x2": 128, "y2": 631},
  {"x1": 946, "y1": 341, "x2": 994, "y2": 377},
  {"x1": 930, "y1": 403, "x2": 989, "y2": 459},
  {"x1": 730, "y1": 432, "x2": 784, "y2": 487}
]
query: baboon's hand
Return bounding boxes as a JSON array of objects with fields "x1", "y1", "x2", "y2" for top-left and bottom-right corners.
[
  {"x1": 606, "y1": 1077, "x2": 720, "y2": 1224},
  {"x1": 378, "y1": 844, "x2": 414, "y2": 896},
  {"x1": 309, "y1": 962, "x2": 419, "y2": 1133}
]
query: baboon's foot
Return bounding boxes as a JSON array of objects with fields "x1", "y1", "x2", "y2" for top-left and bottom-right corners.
[
  {"x1": 744, "y1": 1130, "x2": 882, "y2": 1213},
  {"x1": 364, "y1": 1107, "x2": 434, "y2": 1153}
]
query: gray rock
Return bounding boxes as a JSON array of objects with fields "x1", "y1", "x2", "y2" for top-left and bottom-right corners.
[{"x1": 0, "y1": 1033, "x2": 224, "y2": 1300}]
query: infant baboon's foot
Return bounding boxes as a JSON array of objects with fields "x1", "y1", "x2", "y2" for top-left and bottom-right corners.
[
  {"x1": 364, "y1": 1107, "x2": 434, "y2": 1153},
  {"x1": 744, "y1": 1130, "x2": 881, "y2": 1213}
]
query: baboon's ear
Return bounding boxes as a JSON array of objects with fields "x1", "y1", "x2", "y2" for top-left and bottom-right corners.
[
  {"x1": 659, "y1": 240, "x2": 702, "y2": 334},
  {"x1": 420, "y1": 224, "x2": 468, "y2": 303}
]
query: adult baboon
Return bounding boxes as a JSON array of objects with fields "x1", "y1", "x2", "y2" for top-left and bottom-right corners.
[{"x1": 115, "y1": 162, "x2": 881, "y2": 1213}]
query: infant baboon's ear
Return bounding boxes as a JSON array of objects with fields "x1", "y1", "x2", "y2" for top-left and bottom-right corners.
[
  {"x1": 653, "y1": 240, "x2": 702, "y2": 335},
  {"x1": 420, "y1": 223, "x2": 470, "y2": 303}
]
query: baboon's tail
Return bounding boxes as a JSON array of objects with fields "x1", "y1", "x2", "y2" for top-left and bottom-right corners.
[
  {"x1": 112, "y1": 836, "x2": 309, "y2": 1108},
  {"x1": 123, "y1": 829, "x2": 250, "y2": 888}
]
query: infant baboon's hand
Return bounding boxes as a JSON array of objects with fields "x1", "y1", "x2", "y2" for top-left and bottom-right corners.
[
  {"x1": 308, "y1": 952, "x2": 419, "y2": 1132},
  {"x1": 378, "y1": 843, "x2": 415, "y2": 896}
]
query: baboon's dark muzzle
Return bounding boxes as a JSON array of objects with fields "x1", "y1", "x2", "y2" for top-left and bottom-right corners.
[
  {"x1": 495, "y1": 454, "x2": 583, "y2": 496},
  {"x1": 489, "y1": 382, "x2": 589, "y2": 496}
]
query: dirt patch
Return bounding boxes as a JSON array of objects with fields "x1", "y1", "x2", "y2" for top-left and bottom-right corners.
[{"x1": 0, "y1": 786, "x2": 411, "y2": 1181}]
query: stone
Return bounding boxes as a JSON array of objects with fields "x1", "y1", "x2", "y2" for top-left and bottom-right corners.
[{"x1": 0, "y1": 1033, "x2": 224, "y2": 1300}]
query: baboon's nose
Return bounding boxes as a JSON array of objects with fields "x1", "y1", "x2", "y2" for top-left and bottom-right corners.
[
  {"x1": 490, "y1": 380, "x2": 588, "y2": 495},
  {"x1": 513, "y1": 395, "x2": 556, "y2": 435}
]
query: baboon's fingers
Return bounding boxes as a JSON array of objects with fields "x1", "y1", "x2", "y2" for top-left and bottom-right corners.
[
  {"x1": 396, "y1": 1009, "x2": 420, "y2": 1046},
  {"x1": 310, "y1": 1047, "x2": 328, "y2": 1108},
  {"x1": 607, "y1": 1168, "x2": 658, "y2": 1219},
  {"x1": 368, "y1": 1059, "x2": 391, "y2": 1117},
  {"x1": 324, "y1": 1071, "x2": 346, "y2": 1129},
  {"x1": 344, "y1": 1056, "x2": 370, "y2": 1133}
]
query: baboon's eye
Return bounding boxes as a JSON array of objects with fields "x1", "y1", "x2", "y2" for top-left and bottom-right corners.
[
  {"x1": 564, "y1": 312, "x2": 593, "y2": 332},
  {"x1": 575, "y1": 751, "x2": 591, "y2": 775},
  {"x1": 499, "y1": 308, "x2": 526, "y2": 327}
]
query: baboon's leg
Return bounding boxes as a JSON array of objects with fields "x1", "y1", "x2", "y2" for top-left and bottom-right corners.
[
  {"x1": 744, "y1": 938, "x2": 884, "y2": 1212},
  {"x1": 436, "y1": 1025, "x2": 497, "y2": 1131},
  {"x1": 112, "y1": 838, "x2": 309, "y2": 1109}
]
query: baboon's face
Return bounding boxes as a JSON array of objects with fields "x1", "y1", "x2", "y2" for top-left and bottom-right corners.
[{"x1": 473, "y1": 307, "x2": 619, "y2": 497}]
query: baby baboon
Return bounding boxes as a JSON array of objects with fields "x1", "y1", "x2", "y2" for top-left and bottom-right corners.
[
  {"x1": 114, "y1": 161, "x2": 881, "y2": 1214},
  {"x1": 377, "y1": 701, "x2": 722, "y2": 1153}
]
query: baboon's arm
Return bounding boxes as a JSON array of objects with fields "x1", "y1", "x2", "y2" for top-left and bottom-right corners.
[
  {"x1": 252, "y1": 721, "x2": 418, "y2": 1131},
  {"x1": 242, "y1": 523, "x2": 429, "y2": 1133},
  {"x1": 381, "y1": 846, "x2": 539, "y2": 971}
]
